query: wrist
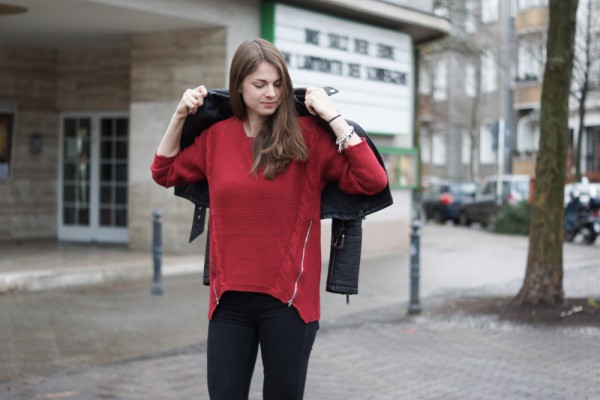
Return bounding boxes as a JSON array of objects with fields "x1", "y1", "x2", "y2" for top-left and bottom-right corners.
[
  {"x1": 323, "y1": 110, "x2": 339, "y2": 122},
  {"x1": 327, "y1": 113, "x2": 342, "y2": 124}
]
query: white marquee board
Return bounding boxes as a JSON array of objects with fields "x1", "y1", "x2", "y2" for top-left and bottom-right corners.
[{"x1": 264, "y1": 3, "x2": 414, "y2": 136}]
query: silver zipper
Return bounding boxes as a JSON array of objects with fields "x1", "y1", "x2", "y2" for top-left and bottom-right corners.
[
  {"x1": 213, "y1": 284, "x2": 219, "y2": 305},
  {"x1": 288, "y1": 220, "x2": 313, "y2": 307},
  {"x1": 211, "y1": 255, "x2": 219, "y2": 305}
]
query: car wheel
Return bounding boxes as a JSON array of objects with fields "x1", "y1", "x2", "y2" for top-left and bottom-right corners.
[{"x1": 459, "y1": 211, "x2": 471, "y2": 227}]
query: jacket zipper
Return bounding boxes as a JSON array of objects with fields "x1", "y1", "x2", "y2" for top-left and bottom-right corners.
[{"x1": 288, "y1": 220, "x2": 313, "y2": 307}]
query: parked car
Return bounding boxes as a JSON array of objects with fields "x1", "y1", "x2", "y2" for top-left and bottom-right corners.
[
  {"x1": 459, "y1": 175, "x2": 531, "y2": 226},
  {"x1": 418, "y1": 180, "x2": 477, "y2": 224}
]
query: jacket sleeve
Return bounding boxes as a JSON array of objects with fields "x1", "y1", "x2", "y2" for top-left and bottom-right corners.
[
  {"x1": 151, "y1": 130, "x2": 209, "y2": 188},
  {"x1": 306, "y1": 118, "x2": 388, "y2": 195}
]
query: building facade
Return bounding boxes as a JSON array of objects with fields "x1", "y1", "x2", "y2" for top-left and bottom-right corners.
[
  {"x1": 0, "y1": 0, "x2": 449, "y2": 254},
  {"x1": 419, "y1": 0, "x2": 600, "y2": 184}
]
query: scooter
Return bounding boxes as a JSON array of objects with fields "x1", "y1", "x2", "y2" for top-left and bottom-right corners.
[{"x1": 564, "y1": 193, "x2": 600, "y2": 245}]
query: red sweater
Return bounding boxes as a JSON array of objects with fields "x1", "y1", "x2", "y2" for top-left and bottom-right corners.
[{"x1": 151, "y1": 116, "x2": 387, "y2": 323}]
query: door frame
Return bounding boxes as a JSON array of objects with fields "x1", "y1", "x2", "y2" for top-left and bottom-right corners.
[{"x1": 57, "y1": 111, "x2": 129, "y2": 243}]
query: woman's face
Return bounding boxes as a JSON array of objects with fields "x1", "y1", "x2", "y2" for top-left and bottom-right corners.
[{"x1": 239, "y1": 62, "x2": 282, "y2": 122}]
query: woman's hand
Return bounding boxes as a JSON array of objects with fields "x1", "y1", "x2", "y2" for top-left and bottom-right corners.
[
  {"x1": 157, "y1": 85, "x2": 207, "y2": 157},
  {"x1": 175, "y1": 85, "x2": 208, "y2": 119},
  {"x1": 304, "y1": 87, "x2": 339, "y2": 122}
]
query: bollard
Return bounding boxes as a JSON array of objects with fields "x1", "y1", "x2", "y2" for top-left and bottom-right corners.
[
  {"x1": 151, "y1": 210, "x2": 164, "y2": 295},
  {"x1": 408, "y1": 220, "x2": 421, "y2": 314}
]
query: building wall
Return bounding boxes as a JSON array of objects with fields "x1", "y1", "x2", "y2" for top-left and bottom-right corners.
[
  {"x1": 128, "y1": 28, "x2": 227, "y2": 253},
  {"x1": 0, "y1": 47, "x2": 58, "y2": 240},
  {"x1": 57, "y1": 48, "x2": 131, "y2": 112},
  {"x1": 0, "y1": 46, "x2": 132, "y2": 241}
]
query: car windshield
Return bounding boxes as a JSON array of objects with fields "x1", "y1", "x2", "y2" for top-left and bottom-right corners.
[{"x1": 450, "y1": 182, "x2": 477, "y2": 196}]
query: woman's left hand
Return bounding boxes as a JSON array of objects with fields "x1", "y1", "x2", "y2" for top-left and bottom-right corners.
[{"x1": 304, "y1": 87, "x2": 339, "y2": 122}]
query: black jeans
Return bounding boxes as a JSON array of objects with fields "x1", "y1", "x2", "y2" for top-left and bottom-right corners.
[{"x1": 207, "y1": 291, "x2": 319, "y2": 400}]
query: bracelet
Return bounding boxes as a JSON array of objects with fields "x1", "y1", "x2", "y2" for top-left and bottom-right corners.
[
  {"x1": 335, "y1": 126, "x2": 355, "y2": 153},
  {"x1": 327, "y1": 113, "x2": 342, "y2": 124}
]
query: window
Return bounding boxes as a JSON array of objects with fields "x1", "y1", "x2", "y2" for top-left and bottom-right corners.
[
  {"x1": 464, "y1": 0, "x2": 477, "y2": 33},
  {"x1": 462, "y1": 130, "x2": 472, "y2": 165},
  {"x1": 517, "y1": 39, "x2": 544, "y2": 81},
  {"x1": 419, "y1": 62, "x2": 433, "y2": 95},
  {"x1": 585, "y1": 126, "x2": 600, "y2": 173},
  {"x1": 432, "y1": 130, "x2": 447, "y2": 165},
  {"x1": 480, "y1": 122, "x2": 497, "y2": 164},
  {"x1": 433, "y1": 60, "x2": 447, "y2": 101},
  {"x1": 465, "y1": 60, "x2": 476, "y2": 97},
  {"x1": 590, "y1": 32, "x2": 600, "y2": 85},
  {"x1": 0, "y1": 102, "x2": 16, "y2": 179},
  {"x1": 481, "y1": 50, "x2": 497, "y2": 93},
  {"x1": 481, "y1": 0, "x2": 499, "y2": 23}
]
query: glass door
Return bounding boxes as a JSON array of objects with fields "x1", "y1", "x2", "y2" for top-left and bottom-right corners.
[{"x1": 58, "y1": 114, "x2": 129, "y2": 243}]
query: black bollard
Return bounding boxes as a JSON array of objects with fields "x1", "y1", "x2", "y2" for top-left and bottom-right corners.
[
  {"x1": 408, "y1": 220, "x2": 421, "y2": 314},
  {"x1": 152, "y1": 210, "x2": 164, "y2": 295}
]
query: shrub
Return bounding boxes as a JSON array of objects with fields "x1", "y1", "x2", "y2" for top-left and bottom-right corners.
[{"x1": 491, "y1": 201, "x2": 531, "y2": 235}]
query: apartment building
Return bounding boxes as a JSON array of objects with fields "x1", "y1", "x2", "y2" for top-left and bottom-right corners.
[{"x1": 419, "y1": 0, "x2": 600, "y2": 183}]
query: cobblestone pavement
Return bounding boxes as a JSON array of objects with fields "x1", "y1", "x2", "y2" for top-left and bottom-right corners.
[
  {"x1": 1, "y1": 224, "x2": 599, "y2": 399},
  {"x1": 3, "y1": 309, "x2": 599, "y2": 400}
]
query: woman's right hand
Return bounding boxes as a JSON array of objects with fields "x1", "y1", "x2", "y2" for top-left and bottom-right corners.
[{"x1": 175, "y1": 85, "x2": 208, "y2": 118}]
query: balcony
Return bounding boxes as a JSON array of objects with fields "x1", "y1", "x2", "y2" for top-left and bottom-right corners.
[
  {"x1": 515, "y1": 7, "x2": 548, "y2": 35},
  {"x1": 514, "y1": 79, "x2": 542, "y2": 110}
]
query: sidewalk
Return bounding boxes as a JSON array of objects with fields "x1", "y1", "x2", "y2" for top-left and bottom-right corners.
[{"x1": 1, "y1": 225, "x2": 599, "y2": 399}]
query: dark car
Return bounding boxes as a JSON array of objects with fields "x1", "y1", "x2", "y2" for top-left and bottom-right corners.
[
  {"x1": 459, "y1": 175, "x2": 531, "y2": 226},
  {"x1": 419, "y1": 181, "x2": 477, "y2": 224}
]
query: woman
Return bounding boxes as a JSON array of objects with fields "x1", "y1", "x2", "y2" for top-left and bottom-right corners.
[{"x1": 151, "y1": 38, "x2": 388, "y2": 400}]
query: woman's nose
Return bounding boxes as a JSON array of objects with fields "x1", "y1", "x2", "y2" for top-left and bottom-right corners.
[{"x1": 266, "y1": 85, "x2": 276, "y2": 97}]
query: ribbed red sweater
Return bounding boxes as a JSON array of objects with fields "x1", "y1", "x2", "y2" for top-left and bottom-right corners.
[{"x1": 151, "y1": 116, "x2": 387, "y2": 323}]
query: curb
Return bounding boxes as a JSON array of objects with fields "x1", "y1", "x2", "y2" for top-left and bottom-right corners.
[{"x1": 0, "y1": 259, "x2": 204, "y2": 294}]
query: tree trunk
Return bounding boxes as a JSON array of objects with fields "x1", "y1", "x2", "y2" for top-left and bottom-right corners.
[{"x1": 516, "y1": 0, "x2": 579, "y2": 305}]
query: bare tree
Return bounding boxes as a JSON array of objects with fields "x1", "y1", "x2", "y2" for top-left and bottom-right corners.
[
  {"x1": 422, "y1": 0, "x2": 503, "y2": 180},
  {"x1": 516, "y1": 0, "x2": 579, "y2": 305},
  {"x1": 571, "y1": 0, "x2": 600, "y2": 181}
]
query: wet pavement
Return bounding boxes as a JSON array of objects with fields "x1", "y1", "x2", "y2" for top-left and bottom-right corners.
[{"x1": 0, "y1": 224, "x2": 599, "y2": 399}]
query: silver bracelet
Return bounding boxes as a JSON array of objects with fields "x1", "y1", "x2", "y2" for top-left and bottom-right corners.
[{"x1": 335, "y1": 126, "x2": 355, "y2": 153}]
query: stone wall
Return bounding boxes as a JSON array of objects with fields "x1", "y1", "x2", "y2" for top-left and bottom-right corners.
[
  {"x1": 0, "y1": 47, "x2": 58, "y2": 240},
  {"x1": 128, "y1": 28, "x2": 227, "y2": 253},
  {"x1": 57, "y1": 48, "x2": 130, "y2": 111},
  {"x1": 0, "y1": 45, "x2": 131, "y2": 241}
]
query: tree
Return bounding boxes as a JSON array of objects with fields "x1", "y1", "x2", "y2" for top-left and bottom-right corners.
[
  {"x1": 571, "y1": 0, "x2": 600, "y2": 181},
  {"x1": 516, "y1": 0, "x2": 579, "y2": 305},
  {"x1": 422, "y1": 0, "x2": 499, "y2": 180}
]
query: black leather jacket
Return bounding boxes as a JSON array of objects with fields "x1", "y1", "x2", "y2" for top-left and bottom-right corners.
[{"x1": 174, "y1": 88, "x2": 393, "y2": 298}]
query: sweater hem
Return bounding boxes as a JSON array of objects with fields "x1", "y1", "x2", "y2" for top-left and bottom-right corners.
[{"x1": 208, "y1": 283, "x2": 320, "y2": 324}]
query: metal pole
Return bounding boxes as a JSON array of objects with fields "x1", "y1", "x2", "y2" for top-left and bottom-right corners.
[
  {"x1": 408, "y1": 220, "x2": 421, "y2": 315},
  {"x1": 152, "y1": 210, "x2": 164, "y2": 295}
]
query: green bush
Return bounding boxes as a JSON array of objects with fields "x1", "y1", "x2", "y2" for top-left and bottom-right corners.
[{"x1": 491, "y1": 201, "x2": 531, "y2": 235}]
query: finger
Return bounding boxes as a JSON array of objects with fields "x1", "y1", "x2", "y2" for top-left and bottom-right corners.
[
  {"x1": 195, "y1": 85, "x2": 208, "y2": 97},
  {"x1": 306, "y1": 104, "x2": 317, "y2": 116}
]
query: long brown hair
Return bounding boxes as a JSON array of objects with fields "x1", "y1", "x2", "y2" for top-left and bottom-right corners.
[{"x1": 229, "y1": 38, "x2": 308, "y2": 179}]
